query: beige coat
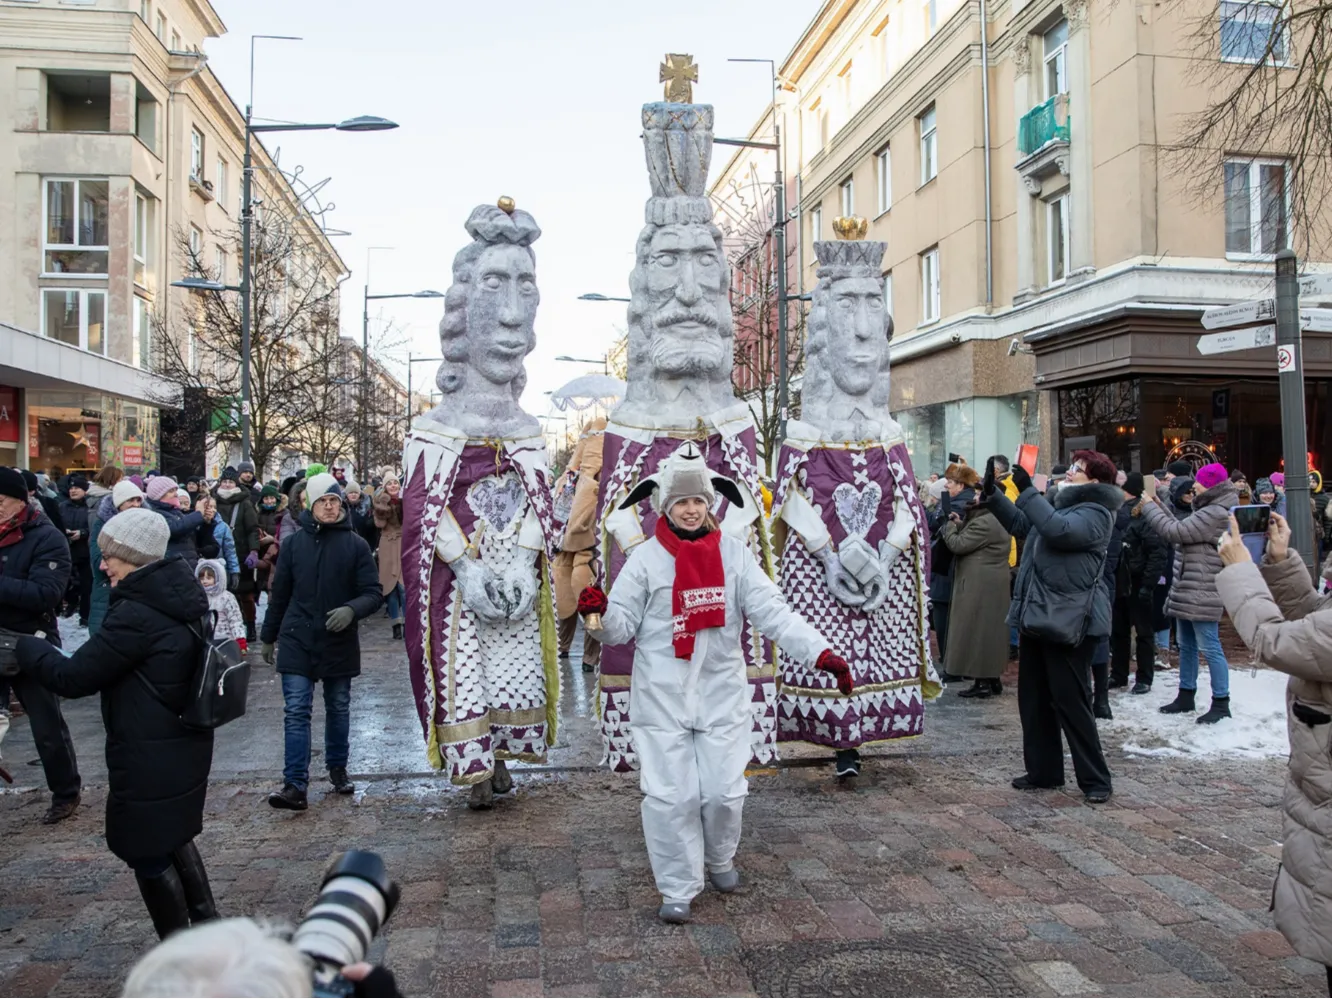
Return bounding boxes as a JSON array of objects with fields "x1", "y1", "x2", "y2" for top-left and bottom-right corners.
[
  {"x1": 1217, "y1": 552, "x2": 1332, "y2": 965},
  {"x1": 562, "y1": 419, "x2": 605, "y2": 553},
  {"x1": 373, "y1": 489, "x2": 404, "y2": 594}
]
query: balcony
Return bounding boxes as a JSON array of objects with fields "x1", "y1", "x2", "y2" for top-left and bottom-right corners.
[{"x1": 1015, "y1": 94, "x2": 1070, "y2": 194}]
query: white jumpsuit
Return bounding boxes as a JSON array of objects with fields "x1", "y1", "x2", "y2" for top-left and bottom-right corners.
[{"x1": 590, "y1": 534, "x2": 829, "y2": 904}]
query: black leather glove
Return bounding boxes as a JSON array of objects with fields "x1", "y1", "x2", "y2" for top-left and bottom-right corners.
[
  {"x1": 1010, "y1": 465, "x2": 1033, "y2": 493},
  {"x1": 982, "y1": 458, "x2": 997, "y2": 497}
]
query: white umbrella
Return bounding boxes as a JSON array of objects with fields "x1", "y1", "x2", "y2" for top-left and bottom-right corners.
[{"x1": 548, "y1": 373, "x2": 626, "y2": 412}]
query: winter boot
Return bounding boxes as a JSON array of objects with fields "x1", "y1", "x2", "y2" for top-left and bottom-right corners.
[
  {"x1": 1196, "y1": 696, "x2": 1231, "y2": 725},
  {"x1": 958, "y1": 680, "x2": 992, "y2": 699},
  {"x1": 171, "y1": 840, "x2": 218, "y2": 924},
  {"x1": 989, "y1": 678, "x2": 1003, "y2": 696},
  {"x1": 491, "y1": 758, "x2": 513, "y2": 795},
  {"x1": 834, "y1": 748, "x2": 861, "y2": 777},
  {"x1": 245, "y1": 622, "x2": 257, "y2": 644},
  {"x1": 468, "y1": 778, "x2": 494, "y2": 810},
  {"x1": 1092, "y1": 661, "x2": 1113, "y2": 720},
  {"x1": 328, "y1": 767, "x2": 355, "y2": 794},
  {"x1": 1158, "y1": 688, "x2": 1197, "y2": 715},
  {"x1": 136, "y1": 865, "x2": 192, "y2": 940},
  {"x1": 658, "y1": 901, "x2": 691, "y2": 924},
  {"x1": 709, "y1": 867, "x2": 741, "y2": 893},
  {"x1": 267, "y1": 783, "x2": 308, "y2": 810},
  {"x1": 392, "y1": 622, "x2": 404, "y2": 641}
]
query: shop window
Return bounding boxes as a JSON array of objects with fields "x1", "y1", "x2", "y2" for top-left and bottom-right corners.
[
  {"x1": 42, "y1": 289, "x2": 106, "y2": 355},
  {"x1": 1224, "y1": 157, "x2": 1289, "y2": 257},
  {"x1": 44, "y1": 178, "x2": 109, "y2": 275}
]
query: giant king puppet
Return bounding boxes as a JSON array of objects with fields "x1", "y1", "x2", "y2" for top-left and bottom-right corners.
[
  {"x1": 772, "y1": 215, "x2": 938, "y2": 777},
  {"x1": 596, "y1": 81, "x2": 777, "y2": 772},
  {"x1": 401, "y1": 199, "x2": 559, "y2": 810}
]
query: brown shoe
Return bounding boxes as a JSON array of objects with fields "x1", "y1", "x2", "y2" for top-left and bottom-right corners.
[{"x1": 42, "y1": 797, "x2": 80, "y2": 824}]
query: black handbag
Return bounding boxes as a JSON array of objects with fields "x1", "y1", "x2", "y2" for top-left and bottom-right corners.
[{"x1": 1019, "y1": 512, "x2": 1113, "y2": 646}]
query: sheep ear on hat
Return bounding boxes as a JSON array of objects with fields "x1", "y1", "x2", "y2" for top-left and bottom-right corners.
[
  {"x1": 619, "y1": 475, "x2": 660, "y2": 511},
  {"x1": 711, "y1": 476, "x2": 745, "y2": 509}
]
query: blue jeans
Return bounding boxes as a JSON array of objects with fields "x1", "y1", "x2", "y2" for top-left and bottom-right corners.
[
  {"x1": 1176, "y1": 619, "x2": 1230, "y2": 698},
  {"x1": 385, "y1": 583, "x2": 404, "y2": 622},
  {"x1": 281, "y1": 674, "x2": 351, "y2": 791},
  {"x1": 1155, "y1": 628, "x2": 1170, "y2": 651}
]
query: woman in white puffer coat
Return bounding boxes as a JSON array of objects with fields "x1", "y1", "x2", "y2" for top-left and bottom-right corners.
[{"x1": 1216, "y1": 510, "x2": 1332, "y2": 989}]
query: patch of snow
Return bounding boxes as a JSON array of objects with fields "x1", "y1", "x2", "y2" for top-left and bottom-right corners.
[
  {"x1": 57, "y1": 616, "x2": 89, "y2": 654},
  {"x1": 1103, "y1": 667, "x2": 1290, "y2": 760}
]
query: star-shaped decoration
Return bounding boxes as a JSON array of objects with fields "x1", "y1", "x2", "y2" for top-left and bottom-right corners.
[{"x1": 68, "y1": 428, "x2": 93, "y2": 451}]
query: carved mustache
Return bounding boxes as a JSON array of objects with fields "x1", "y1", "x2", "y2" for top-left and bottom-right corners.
[{"x1": 653, "y1": 306, "x2": 719, "y2": 329}]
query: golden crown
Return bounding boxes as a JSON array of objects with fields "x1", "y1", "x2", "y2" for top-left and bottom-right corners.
[{"x1": 832, "y1": 216, "x2": 869, "y2": 240}]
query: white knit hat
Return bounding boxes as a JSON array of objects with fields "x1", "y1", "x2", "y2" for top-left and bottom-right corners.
[
  {"x1": 305, "y1": 472, "x2": 344, "y2": 505},
  {"x1": 111, "y1": 479, "x2": 145, "y2": 510},
  {"x1": 618, "y1": 441, "x2": 744, "y2": 517},
  {"x1": 99, "y1": 507, "x2": 170, "y2": 567}
]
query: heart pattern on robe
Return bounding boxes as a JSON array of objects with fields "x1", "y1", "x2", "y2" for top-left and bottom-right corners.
[
  {"x1": 832, "y1": 481, "x2": 882, "y2": 539},
  {"x1": 467, "y1": 473, "x2": 527, "y2": 537}
]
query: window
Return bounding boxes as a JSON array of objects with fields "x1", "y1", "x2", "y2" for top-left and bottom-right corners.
[
  {"x1": 839, "y1": 176, "x2": 854, "y2": 217},
  {"x1": 924, "y1": 0, "x2": 938, "y2": 33},
  {"x1": 1044, "y1": 20, "x2": 1069, "y2": 97},
  {"x1": 920, "y1": 248, "x2": 940, "y2": 323},
  {"x1": 919, "y1": 106, "x2": 937, "y2": 183},
  {"x1": 133, "y1": 191, "x2": 153, "y2": 287},
  {"x1": 811, "y1": 204, "x2": 823, "y2": 243},
  {"x1": 170, "y1": 30, "x2": 180, "y2": 51},
  {"x1": 819, "y1": 107, "x2": 830, "y2": 149},
  {"x1": 155, "y1": 11, "x2": 166, "y2": 42},
  {"x1": 839, "y1": 63, "x2": 853, "y2": 118},
  {"x1": 883, "y1": 271, "x2": 894, "y2": 319},
  {"x1": 189, "y1": 225, "x2": 203, "y2": 270},
  {"x1": 1047, "y1": 194, "x2": 1069, "y2": 285},
  {"x1": 140, "y1": 0, "x2": 149, "y2": 20},
  {"x1": 44, "y1": 178, "x2": 109, "y2": 275},
  {"x1": 190, "y1": 128, "x2": 203, "y2": 181},
  {"x1": 875, "y1": 146, "x2": 892, "y2": 214},
  {"x1": 874, "y1": 19, "x2": 892, "y2": 79},
  {"x1": 215, "y1": 157, "x2": 228, "y2": 208},
  {"x1": 1224, "y1": 157, "x2": 1290, "y2": 256},
  {"x1": 1220, "y1": 1, "x2": 1286, "y2": 63},
  {"x1": 42, "y1": 289, "x2": 106, "y2": 354},
  {"x1": 215, "y1": 243, "x2": 228, "y2": 283},
  {"x1": 187, "y1": 323, "x2": 197, "y2": 375},
  {"x1": 133, "y1": 297, "x2": 151, "y2": 369}
]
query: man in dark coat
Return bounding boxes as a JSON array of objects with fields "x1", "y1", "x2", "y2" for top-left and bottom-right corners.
[
  {"x1": 58, "y1": 474, "x2": 92, "y2": 625},
  {"x1": 0, "y1": 467, "x2": 82, "y2": 823},
  {"x1": 237, "y1": 460, "x2": 263, "y2": 501},
  {"x1": 214, "y1": 467, "x2": 262, "y2": 642},
  {"x1": 261, "y1": 472, "x2": 382, "y2": 810},
  {"x1": 984, "y1": 449, "x2": 1121, "y2": 805},
  {"x1": 16, "y1": 507, "x2": 216, "y2": 939},
  {"x1": 21, "y1": 468, "x2": 64, "y2": 532},
  {"x1": 1113, "y1": 473, "x2": 1169, "y2": 693}
]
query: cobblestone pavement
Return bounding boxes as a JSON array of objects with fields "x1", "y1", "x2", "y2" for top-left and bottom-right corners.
[{"x1": 0, "y1": 619, "x2": 1319, "y2": 997}]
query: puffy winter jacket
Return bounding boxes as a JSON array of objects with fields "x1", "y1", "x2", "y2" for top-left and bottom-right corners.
[
  {"x1": 1217, "y1": 552, "x2": 1332, "y2": 965},
  {"x1": 1123, "y1": 498, "x2": 1170, "y2": 585},
  {"x1": 146, "y1": 498, "x2": 204, "y2": 567},
  {"x1": 260, "y1": 509, "x2": 382, "y2": 680},
  {"x1": 988, "y1": 481, "x2": 1123, "y2": 642},
  {"x1": 0, "y1": 503, "x2": 71, "y2": 640},
  {"x1": 16, "y1": 556, "x2": 212, "y2": 863},
  {"x1": 1142, "y1": 480, "x2": 1239, "y2": 622}
]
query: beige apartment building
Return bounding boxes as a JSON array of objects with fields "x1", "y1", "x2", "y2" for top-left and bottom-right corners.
[
  {"x1": 715, "y1": 0, "x2": 1332, "y2": 477},
  {"x1": 0, "y1": 0, "x2": 348, "y2": 477}
]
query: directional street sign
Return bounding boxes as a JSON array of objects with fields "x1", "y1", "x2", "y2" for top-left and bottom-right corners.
[
  {"x1": 1196, "y1": 325, "x2": 1276, "y2": 355},
  {"x1": 1299, "y1": 273, "x2": 1332, "y2": 299},
  {"x1": 1301, "y1": 309, "x2": 1332, "y2": 333},
  {"x1": 1201, "y1": 299, "x2": 1275, "y2": 330}
]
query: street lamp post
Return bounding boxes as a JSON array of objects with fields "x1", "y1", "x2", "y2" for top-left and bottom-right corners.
[
  {"x1": 360, "y1": 289, "x2": 443, "y2": 473},
  {"x1": 577, "y1": 292, "x2": 631, "y2": 303},
  {"x1": 406, "y1": 354, "x2": 445, "y2": 419},
  {"x1": 555, "y1": 353, "x2": 610, "y2": 375}
]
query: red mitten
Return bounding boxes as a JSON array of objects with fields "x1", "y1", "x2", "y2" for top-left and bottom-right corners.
[
  {"x1": 577, "y1": 586, "x2": 608, "y2": 617},
  {"x1": 236, "y1": 638, "x2": 248, "y2": 652},
  {"x1": 816, "y1": 649, "x2": 854, "y2": 696}
]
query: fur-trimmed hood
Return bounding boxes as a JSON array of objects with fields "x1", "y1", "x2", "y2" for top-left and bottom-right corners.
[{"x1": 1050, "y1": 480, "x2": 1125, "y2": 514}]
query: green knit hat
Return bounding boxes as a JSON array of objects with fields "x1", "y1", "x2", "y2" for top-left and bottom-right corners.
[{"x1": 261, "y1": 483, "x2": 280, "y2": 499}]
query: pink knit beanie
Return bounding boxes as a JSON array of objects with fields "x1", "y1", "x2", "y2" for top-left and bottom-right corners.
[
  {"x1": 1194, "y1": 463, "x2": 1228, "y2": 491},
  {"x1": 145, "y1": 475, "x2": 178, "y2": 502}
]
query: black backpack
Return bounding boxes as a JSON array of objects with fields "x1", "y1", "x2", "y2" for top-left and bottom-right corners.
[{"x1": 137, "y1": 613, "x2": 250, "y2": 730}]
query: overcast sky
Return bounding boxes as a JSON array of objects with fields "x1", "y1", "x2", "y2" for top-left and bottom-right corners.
[{"x1": 204, "y1": 0, "x2": 821, "y2": 423}]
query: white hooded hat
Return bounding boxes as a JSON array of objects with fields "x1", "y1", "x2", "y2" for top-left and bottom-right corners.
[{"x1": 618, "y1": 441, "x2": 745, "y2": 517}]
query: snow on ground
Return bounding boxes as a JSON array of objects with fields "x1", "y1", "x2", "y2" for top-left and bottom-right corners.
[
  {"x1": 1101, "y1": 665, "x2": 1291, "y2": 760},
  {"x1": 59, "y1": 616, "x2": 89, "y2": 654}
]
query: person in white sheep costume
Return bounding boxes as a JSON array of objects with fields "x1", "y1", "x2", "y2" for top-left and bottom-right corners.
[{"x1": 577, "y1": 442, "x2": 849, "y2": 923}]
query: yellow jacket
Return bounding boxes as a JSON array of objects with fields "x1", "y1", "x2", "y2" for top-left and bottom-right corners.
[{"x1": 1001, "y1": 473, "x2": 1019, "y2": 567}]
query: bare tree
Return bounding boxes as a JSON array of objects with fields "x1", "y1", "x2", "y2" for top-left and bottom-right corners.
[
  {"x1": 153, "y1": 208, "x2": 348, "y2": 476},
  {"x1": 714, "y1": 175, "x2": 805, "y2": 476},
  {"x1": 1176, "y1": 1, "x2": 1332, "y2": 256}
]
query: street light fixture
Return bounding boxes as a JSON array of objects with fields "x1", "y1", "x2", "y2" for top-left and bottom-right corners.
[
  {"x1": 405, "y1": 354, "x2": 445, "y2": 419},
  {"x1": 171, "y1": 277, "x2": 239, "y2": 293},
  {"x1": 360, "y1": 288, "x2": 445, "y2": 473},
  {"x1": 555, "y1": 353, "x2": 610, "y2": 374},
  {"x1": 578, "y1": 292, "x2": 631, "y2": 302}
]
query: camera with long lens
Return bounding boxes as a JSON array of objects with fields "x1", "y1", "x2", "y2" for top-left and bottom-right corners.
[{"x1": 293, "y1": 850, "x2": 400, "y2": 998}]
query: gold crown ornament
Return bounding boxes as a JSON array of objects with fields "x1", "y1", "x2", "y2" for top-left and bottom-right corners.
[
  {"x1": 497, "y1": 195, "x2": 516, "y2": 215},
  {"x1": 832, "y1": 215, "x2": 869, "y2": 240}
]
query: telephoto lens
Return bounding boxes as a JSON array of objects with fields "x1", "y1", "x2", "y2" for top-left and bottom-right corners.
[{"x1": 293, "y1": 850, "x2": 401, "y2": 998}]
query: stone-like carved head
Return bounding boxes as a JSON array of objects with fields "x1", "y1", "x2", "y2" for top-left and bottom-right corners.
[
  {"x1": 432, "y1": 203, "x2": 542, "y2": 436},
  {"x1": 802, "y1": 236, "x2": 895, "y2": 439}
]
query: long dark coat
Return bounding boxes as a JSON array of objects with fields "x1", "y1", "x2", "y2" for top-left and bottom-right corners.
[
  {"x1": 0, "y1": 504, "x2": 71, "y2": 639},
  {"x1": 940, "y1": 507, "x2": 1013, "y2": 679},
  {"x1": 16, "y1": 557, "x2": 213, "y2": 862},
  {"x1": 213, "y1": 488, "x2": 261, "y2": 594},
  {"x1": 260, "y1": 509, "x2": 382, "y2": 680}
]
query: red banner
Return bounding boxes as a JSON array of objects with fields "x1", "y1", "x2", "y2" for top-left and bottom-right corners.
[
  {"x1": 83, "y1": 423, "x2": 100, "y2": 464},
  {"x1": 122, "y1": 442, "x2": 143, "y2": 466},
  {"x1": 0, "y1": 387, "x2": 16, "y2": 444},
  {"x1": 28, "y1": 414, "x2": 38, "y2": 458}
]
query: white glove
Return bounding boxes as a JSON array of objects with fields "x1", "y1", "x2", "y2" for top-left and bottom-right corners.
[
  {"x1": 447, "y1": 555, "x2": 508, "y2": 625},
  {"x1": 501, "y1": 566, "x2": 539, "y2": 621},
  {"x1": 813, "y1": 544, "x2": 866, "y2": 608}
]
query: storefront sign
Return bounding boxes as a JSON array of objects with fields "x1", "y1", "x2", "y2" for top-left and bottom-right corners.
[
  {"x1": 0, "y1": 387, "x2": 17, "y2": 444},
  {"x1": 1278, "y1": 345, "x2": 1297, "y2": 374},
  {"x1": 1196, "y1": 325, "x2": 1275, "y2": 355},
  {"x1": 1201, "y1": 300, "x2": 1275, "y2": 330},
  {"x1": 122, "y1": 442, "x2": 143, "y2": 465},
  {"x1": 1165, "y1": 440, "x2": 1218, "y2": 471}
]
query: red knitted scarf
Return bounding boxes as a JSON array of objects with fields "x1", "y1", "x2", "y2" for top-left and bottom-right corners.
[{"x1": 654, "y1": 517, "x2": 726, "y2": 660}]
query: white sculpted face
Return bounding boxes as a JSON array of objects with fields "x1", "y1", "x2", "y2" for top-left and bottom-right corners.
[
  {"x1": 639, "y1": 223, "x2": 729, "y2": 376},
  {"x1": 465, "y1": 243, "x2": 538, "y2": 386},
  {"x1": 825, "y1": 275, "x2": 888, "y2": 397}
]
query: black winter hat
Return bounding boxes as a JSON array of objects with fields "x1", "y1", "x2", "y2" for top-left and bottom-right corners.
[
  {"x1": 19, "y1": 469, "x2": 38, "y2": 494},
  {"x1": 0, "y1": 467, "x2": 30, "y2": 502},
  {"x1": 219, "y1": 466, "x2": 239, "y2": 483},
  {"x1": 1123, "y1": 472, "x2": 1145, "y2": 498},
  {"x1": 1168, "y1": 460, "x2": 1193, "y2": 477},
  {"x1": 69, "y1": 474, "x2": 89, "y2": 491}
]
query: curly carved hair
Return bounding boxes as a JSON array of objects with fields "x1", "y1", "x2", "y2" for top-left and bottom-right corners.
[
  {"x1": 802, "y1": 266, "x2": 894, "y2": 413},
  {"x1": 436, "y1": 204, "x2": 542, "y2": 397}
]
